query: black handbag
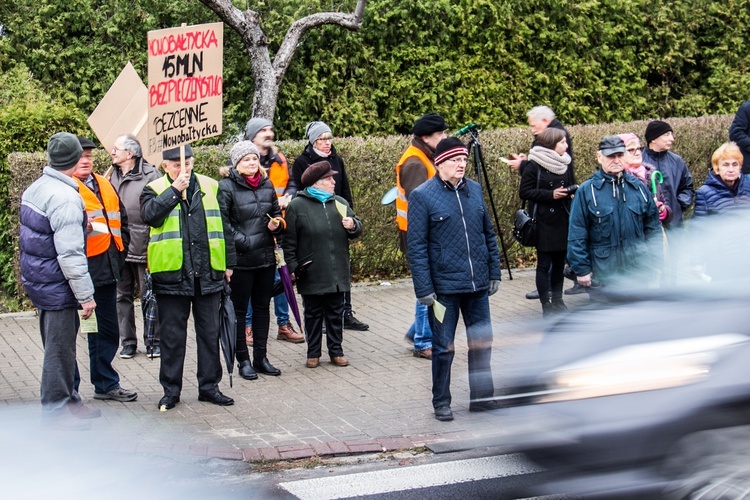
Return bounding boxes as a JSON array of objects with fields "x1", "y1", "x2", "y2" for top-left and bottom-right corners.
[{"x1": 512, "y1": 166, "x2": 540, "y2": 247}]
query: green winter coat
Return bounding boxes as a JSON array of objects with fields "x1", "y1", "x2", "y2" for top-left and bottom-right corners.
[{"x1": 282, "y1": 189, "x2": 363, "y2": 295}]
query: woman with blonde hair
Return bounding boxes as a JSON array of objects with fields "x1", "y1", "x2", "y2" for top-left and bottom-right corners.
[{"x1": 694, "y1": 141, "x2": 750, "y2": 217}]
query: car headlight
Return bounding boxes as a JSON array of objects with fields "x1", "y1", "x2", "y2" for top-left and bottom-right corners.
[{"x1": 537, "y1": 334, "x2": 748, "y2": 403}]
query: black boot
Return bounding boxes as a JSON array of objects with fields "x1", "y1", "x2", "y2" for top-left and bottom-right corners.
[
  {"x1": 551, "y1": 297, "x2": 568, "y2": 313},
  {"x1": 238, "y1": 360, "x2": 258, "y2": 380},
  {"x1": 254, "y1": 357, "x2": 281, "y2": 376},
  {"x1": 541, "y1": 300, "x2": 553, "y2": 318}
]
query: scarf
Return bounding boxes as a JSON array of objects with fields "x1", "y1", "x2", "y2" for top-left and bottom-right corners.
[
  {"x1": 306, "y1": 186, "x2": 333, "y2": 203},
  {"x1": 243, "y1": 171, "x2": 262, "y2": 189},
  {"x1": 313, "y1": 147, "x2": 330, "y2": 158},
  {"x1": 527, "y1": 146, "x2": 571, "y2": 175},
  {"x1": 624, "y1": 163, "x2": 647, "y2": 181}
]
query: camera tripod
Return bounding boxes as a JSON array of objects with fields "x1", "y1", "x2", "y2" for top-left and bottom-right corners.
[{"x1": 457, "y1": 123, "x2": 513, "y2": 280}]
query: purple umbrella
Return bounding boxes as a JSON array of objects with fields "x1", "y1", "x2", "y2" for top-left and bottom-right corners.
[{"x1": 274, "y1": 245, "x2": 303, "y2": 331}]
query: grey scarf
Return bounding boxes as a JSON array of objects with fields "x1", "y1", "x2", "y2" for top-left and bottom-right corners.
[{"x1": 528, "y1": 146, "x2": 571, "y2": 175}]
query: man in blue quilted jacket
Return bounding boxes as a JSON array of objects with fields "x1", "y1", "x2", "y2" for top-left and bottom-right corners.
[{"x1": 407, "y1": 137, "x2": 502, "y2": 422}]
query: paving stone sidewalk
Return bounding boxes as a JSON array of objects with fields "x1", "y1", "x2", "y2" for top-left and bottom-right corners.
[{"x1": 0, "y1": 269, "x2": 588, "y2": 461}]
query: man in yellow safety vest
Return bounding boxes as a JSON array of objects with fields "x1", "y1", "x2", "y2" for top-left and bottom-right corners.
[{"x1": 140, "y1": 144, "x2": 236, "y2": 411}]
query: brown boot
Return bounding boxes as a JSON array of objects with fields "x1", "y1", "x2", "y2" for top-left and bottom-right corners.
[
  {"x1": 277, "y1": 323, "x2": 305, "y2": 343},
  {"x1": 306, "y1": 357, "x2": 319, "y2": 368},
  {"x1": 330, "y1": 355, "x2": 349, "y2": 367},
  {"x1": 245, "y1": 326, "x2": 253, "y2": 346}
]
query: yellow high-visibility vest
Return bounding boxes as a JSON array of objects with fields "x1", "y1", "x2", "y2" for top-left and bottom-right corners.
[{"x1": 146, "y1": 174, "x2": 226, "y2": 273}]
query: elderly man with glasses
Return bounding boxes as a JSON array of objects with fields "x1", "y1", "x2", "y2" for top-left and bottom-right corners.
[{"x1": 108, "y1": 134, "x2": 161, "y2": 359}]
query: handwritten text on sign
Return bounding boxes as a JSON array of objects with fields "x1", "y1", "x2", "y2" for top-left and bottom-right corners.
[{"x1": 147, "y1": 23, "x2": 223, "y2": 155}]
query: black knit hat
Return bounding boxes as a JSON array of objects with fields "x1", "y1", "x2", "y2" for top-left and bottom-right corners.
[
  {"x1": 434, "y1": 137, "x2": 468, "y2": 165},
  {"x1": 411, "y1": 113, "x2": 449, "y2": 137},
  {"x1": 301, "y1": 160, "x2": 338, "y2": 187},
  {"x1": 47, "y1": 132, "x2": 83, "y2": 170},
  {"x1": 644, "y1": 120, "x2": 673, "y2": 145}
]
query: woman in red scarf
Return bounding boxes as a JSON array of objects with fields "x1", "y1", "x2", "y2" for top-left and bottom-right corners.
[{"x1": 219, "y1": 141, "x2": 284, "y2": 380}]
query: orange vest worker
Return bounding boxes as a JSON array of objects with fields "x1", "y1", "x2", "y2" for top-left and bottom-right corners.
[{"x1": 76, "y1": 173, "x2": 124, "y2": 257}]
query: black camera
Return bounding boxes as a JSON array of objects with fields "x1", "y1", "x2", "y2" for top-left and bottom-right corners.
[{"x1": 564, "y1": 184, "x2": 579, "y2": 195}]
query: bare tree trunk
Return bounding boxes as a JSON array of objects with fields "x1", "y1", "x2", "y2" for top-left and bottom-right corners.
[{"x1": 198, "y1": 0, "x2": 367, "y2": 121}]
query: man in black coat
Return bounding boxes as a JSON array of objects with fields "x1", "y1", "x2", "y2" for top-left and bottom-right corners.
[
  {"x1": 140, "y1": 145, "x2": 236, "y2": 411},
  {"x1": 728, "y1": 101, "x2": 750, "y2": 174}
]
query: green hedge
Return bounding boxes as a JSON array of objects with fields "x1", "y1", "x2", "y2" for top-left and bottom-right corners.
[{"x1": 7, "y1": 114, "x2": 733, "y2": 308}]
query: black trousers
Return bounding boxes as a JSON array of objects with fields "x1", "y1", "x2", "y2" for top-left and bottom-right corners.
[
  {"x1": 302, "y1": 292, "x2": 345, "y2": 359},
  {"x1": 156, "y1": 285, "x2": 222, "y2": 397},
  {"x1": 536, "y1": 250, "x2": 566, "y2": 301},
  {"x1": 229, "y1": 266, "x2": 275, "y2": 363}
]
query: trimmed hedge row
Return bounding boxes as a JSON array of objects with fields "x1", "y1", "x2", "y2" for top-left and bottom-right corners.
[{"x1": 7, "y1": 114, "x2": 733, "y2": 306}]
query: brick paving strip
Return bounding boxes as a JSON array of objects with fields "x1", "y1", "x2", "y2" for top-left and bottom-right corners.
[{"x1": 0, "y1": 270, "x2": 589, "y2": 462}]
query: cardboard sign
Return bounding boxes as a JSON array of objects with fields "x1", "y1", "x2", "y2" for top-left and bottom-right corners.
[
  {"x1": 87, "y1": 62, "x2": 160, "y2": 165},
  {"x1": 146, "y1": 22, "x2": 223, "y2": 157}
]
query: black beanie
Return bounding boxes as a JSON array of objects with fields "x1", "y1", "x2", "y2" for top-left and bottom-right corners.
[
  {"x1": 411, "y1": 113, "x2": 449, "y2": 137},
  {"x1": 434, "y1": 137, "x2": 468, "y2": 165},
  {"x1": 644, "y1": 120, "x2": 673, "y2": 146}
]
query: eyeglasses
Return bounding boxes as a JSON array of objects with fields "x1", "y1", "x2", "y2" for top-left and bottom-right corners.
[
  {"x1": 110, "y1": 146, "x2": 127, "y2": 153},
  {"x1": 626, "y1": 147, "x2": 643, "y2": 154}
]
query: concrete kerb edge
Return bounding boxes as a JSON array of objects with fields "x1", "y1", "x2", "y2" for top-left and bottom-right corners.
[{"x1": 125, "y1": 433, "x2": 456, "y2": 463}]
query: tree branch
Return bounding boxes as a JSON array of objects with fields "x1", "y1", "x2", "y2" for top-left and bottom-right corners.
[{"x1": 273, "y1": 0, "x2": 367, "y2": 84}]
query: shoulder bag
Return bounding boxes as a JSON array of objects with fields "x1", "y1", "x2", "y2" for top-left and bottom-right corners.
[{"x1": 512, "y1": 166, "x2": 541, "y2": 247}]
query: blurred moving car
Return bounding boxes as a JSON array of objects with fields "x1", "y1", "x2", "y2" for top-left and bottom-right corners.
[{"x1": 495, "y1": 211, "x2": 750, "y2": 498}]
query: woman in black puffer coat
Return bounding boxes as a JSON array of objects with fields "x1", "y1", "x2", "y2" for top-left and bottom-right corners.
[
  {"x1": 219, "y1": 141, "x2": 284, "y2": 380},
  {"x1": 519, "y1": 127, "x2": 576, "y2": 317}
]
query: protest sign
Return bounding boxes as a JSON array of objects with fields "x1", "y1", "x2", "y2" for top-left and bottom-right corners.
[
  {"x1": 87, "y1": 62, "x2": 159, "y2": 165},
  {"x1": 146, "y1": 22, "x2": 223, "y2": 156}
]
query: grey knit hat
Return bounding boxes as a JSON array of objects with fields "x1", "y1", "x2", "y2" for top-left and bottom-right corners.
[
  {"x1": 245, "y1": 117, "x2": 273, "y2": 141},
  {"x1": 230, "y1": 141, "x2": 260, "y2": 168},
  {"x1": 47, "y1": 132, "x2": 83, "y2": 170},
  {"x1": 305, "y1": 121, "x2": 332, "y2": 144}
]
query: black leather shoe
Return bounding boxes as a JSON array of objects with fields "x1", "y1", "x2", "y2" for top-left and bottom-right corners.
[
  {"x1": 238, "y1": 360, "x2": 258, "y2": 380},
  {"x1": 434, "y1": 405, "x2": 454, "y2": 421},
  {"x1": 253, "y1": 357, "x2": 281, "y2": 376},
  {"x1": 198, "y1": 391, "x2": 234, "y2": 406},
  {"x1": 564, "y1": 283, "x2": 588, "y2": 295},
  {"x1": 158, "y1": 395, "x2": 180, "y2": 410}
]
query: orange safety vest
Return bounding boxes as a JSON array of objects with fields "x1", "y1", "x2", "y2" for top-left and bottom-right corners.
[
  {"x1": 267, "y1": 151, "x2": 290, "y2": 199},
  {"x1": 76, "y1": 173, "x2": 124, "y2": 257},
  {"x1": 395, "y1": 145, "x2": 436, "y2": 231}
]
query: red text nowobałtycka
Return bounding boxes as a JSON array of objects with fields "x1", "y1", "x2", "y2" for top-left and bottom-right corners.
[{"x1": 148, "y1": 29, "x2": 219, "y2": 57}]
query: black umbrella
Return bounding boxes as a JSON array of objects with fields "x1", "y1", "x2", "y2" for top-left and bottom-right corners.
[
  {"x1": 219, "y1": 283, "x2": 237, "y2": 387},
  {"x1": 142, "y1": 270, "x2": 158, "y2": 360}
]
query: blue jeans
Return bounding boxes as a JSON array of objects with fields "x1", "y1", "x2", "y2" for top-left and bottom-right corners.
[
  {"x1": 427, "y1": 290, "x2": 494, "y2": 409},
  {"x1": 405, "y1": 301, "x2": 432, "y2": 351},
  {"x1": 245, "y1": 269, "x2": 290, "y2": 326}
]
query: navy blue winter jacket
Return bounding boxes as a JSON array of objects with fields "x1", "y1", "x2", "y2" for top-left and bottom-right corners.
[
  {"x1": 407, "y1": 176, "x2": 501, "y2": 297},
  {"x1": 567, "y1": 170, "x2": 661, "y2": 282},
  {"x1": 641, "y1": 148, "x2": 695, "y2": 224},
  {"x1": 694, "y1": 171, "x2": 750, "y2": 218}
]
